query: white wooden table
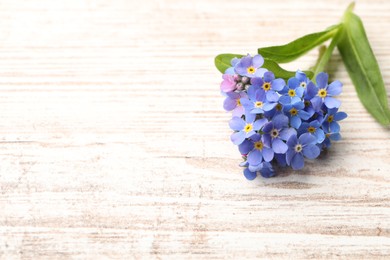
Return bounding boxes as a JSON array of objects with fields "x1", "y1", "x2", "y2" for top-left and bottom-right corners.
[{"x1": 1, "y1": 0, "x2": 390, "y2": 258}]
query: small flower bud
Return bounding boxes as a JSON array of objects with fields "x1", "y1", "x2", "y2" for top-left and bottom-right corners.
[
  {"x1": 244, "y1": 84, "x2": 251, "y2": 91},
  {"x1": 241, "y1": 76, "x2": 249, "y2": 84},
  {"x1": 234, "y1": 74, "x2": 242, "y2": 82},
  {"x1": 235, "y1": 82, "x2": 244, "y2": 91}
]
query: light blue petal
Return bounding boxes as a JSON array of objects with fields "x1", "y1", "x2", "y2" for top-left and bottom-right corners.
[
  {"x1": 311, "y1": 96, "x2": 323, "y2": 111},
  {"x1": 266, "y1": 91, "x2": 279, "y2": 102},
  {"x1": 273, "y1": 114, "x2": 289, "y2": 129},
  {"x1": 290, "y1": 115, "x2": 301, "y2": 129},
  {"x1": 254, "y1": 68, "x2": 267, "y2": 77},
  {"x1": 281, "y1": 128, "x2": 297, "y2": 142},
  {"x1": 286, "y1": 150, "x2": 295, "y2": 165},
  {"x1": 324, "y1": 97, "x2": 341, "y2": 109},
  {"x1": 315, "y1": 129, "x2": 326, "y2": 143},
  {"x1": 287, "y1": 77, "x2": 300, "y2": 89},
  {"x1": 252, "y1": 54, "x2": 264, "y2": 68},
  {"x1": 272, "y1": 78, "x2": 285, "y2": 91},
  {"x1": 248, "y1": 150, "x2": 263, "y2": 165},
  {"x1": 263, "y1": 102, "x2": 277, "y2": 112},
  {"x1": 231, "y1": 131, "x2": 246, "y2": 145},
  {"x1": 302, "y1": 144, "x2": 320, "y2": 159},
  {"x1": 316, "y1": 72, "x2": 328, "y2": 89},
  {"x1": 263, "y1": 71, "x2": 275, "y2": 83},
  {"x1": 299, "y1": 133, "x2": 317, "y2": 145},
  {"x1": 262, "y1": 147, "x2": 274, "y2": 162},
  {"x1": 330, "y1": 121, "x2": 340, "y2": 133},
  {"x1": 253, "y1": 118, "x2": 268, "y2": 130},
  {"x1": 272, "y1": 138, "x2": 288, "y2": 154},
  {"x1": 229, "y1": 117, "x2": 245, "y2": 130},
  {"x1": 327, "y1": 80, "x2": 343, "y2": 96},
  {"x1": 291, "y1": 153, "x2": 305, "y2": 170}
]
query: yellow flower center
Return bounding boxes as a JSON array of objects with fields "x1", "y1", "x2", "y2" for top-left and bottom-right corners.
[
  {"x1": 288, "y1": 89, "x2": 296, "y2": 97},
  {"x1": 254, "y1": 141, "x2": 263, "y2": 151},
  {"x1": 318, "y1": 89, "x2": 327, "y2": 98},
  {"x1": 327, "y1": 115, "x2": 334, "y2": 123},
  {"x1": 275, "y1": 103, "x2": 282, "y2": 111},
  {"x1": 308, "y1": 126, "x2": 316, "y2": 133},
  {"x1": 244, "y1": 123, "x2": 253, "y2": 133},
  {"x1": 294, "y1": 144, "x2": 303, "y2": 153},
  {"x1": 289, "y1": 107, "x2": 298, "y2": 116},
  {"x1": 262, "y1": 82, "x2": 271, "y2": 91},
  {"x1": 236, "y1": 99, "x2": 241, "y2": 106},
  {"x1": 326, "y1": 133, "x2": 331, "y2": 138},
  {"x1": 255, "y1": 101, "x2": 263, "y2": 108},
  {"x1": 300, "y1": 82, "x2": 307, "y2": 88},
  {"x1": 247, "y1": 66, "x2": 256, "y2": 74},
  {"x1": 304, "y1": 100, "x2": 311, "y2": 107}
]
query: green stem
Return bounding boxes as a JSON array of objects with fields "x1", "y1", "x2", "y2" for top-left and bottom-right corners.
[{"x1": 312, "y1": 28, "x2": 343, "y2": 78}]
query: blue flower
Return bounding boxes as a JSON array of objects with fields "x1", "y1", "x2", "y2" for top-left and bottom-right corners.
[
  {"x1": 322, "y1": 108, "x2": 348, "y2": 133},
  {"x1": 251, "y1": 71, "x2": 285, "y2": 98},
  {"x1": 307, "y1": 72, "x2": 343, "y2": 111},
  {"x1": 279, "y1": 76, "x2": 305, "y2": 105},
  {"x1": 283, "y1": 100, "x2": 311, "y2": 129},
  {"x1": 243, "y1": 162, "x2": 275, "y2": 180},
  {"x1": 298, "y1": 120, "x2": 325, "y2": 143},
  {"x1": 229, "y1": 113, "x2": 268, "y2": 145},
  {"x1": 240, "y1": 85, "x2": 268, "y2": 114},
  {"x1": 321, "y1": 127, "x2": 342, "y2": 148},
  {"x1": 234, "y1": 54, "x2": 268, "y2": 78},
  {"x1": 245, "y1": 134, "x2": 275, "y2": 165},
  {"x1": 262, "y1": 114, "x2": 296, "y2": 154},
  {"x1": 223, "y1": 91, "x2": 247, "y2": 117},
  {"x1": 286, "y1": 133, "x2": 321, "y2": 170}
]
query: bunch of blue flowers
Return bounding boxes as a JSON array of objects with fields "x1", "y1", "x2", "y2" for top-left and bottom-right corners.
[{"x1": 220, "y1": 54, "x2": 347, "y2": 179}]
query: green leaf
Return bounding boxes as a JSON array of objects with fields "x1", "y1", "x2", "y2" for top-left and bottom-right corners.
[
  {"x1": 263, "y1": 58, "x2": 313, "y2": 80},
  {"x1": 258, "y1": 24, "x2": 341, "y2": 63},
  {"x1": 214, "y1": 53, "x2": 313, "y2": 80},
  {"x1": 214, "y1": 53, "x2": 243, "y2": 74},
  {"x1": 337, "y1": 10, "x2": 390, "y2": 125}
]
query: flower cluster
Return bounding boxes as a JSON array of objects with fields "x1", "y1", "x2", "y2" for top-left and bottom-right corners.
[{"x1": 220, "y1": 54, "x2": 347, "y2": 179}]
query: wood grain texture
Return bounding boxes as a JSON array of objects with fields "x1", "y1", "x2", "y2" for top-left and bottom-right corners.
[{"x1": 0, "y1": 0, "x2": 390, "y2": 258}]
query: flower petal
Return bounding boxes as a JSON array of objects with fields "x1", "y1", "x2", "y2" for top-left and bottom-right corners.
[
  {"x1": 287, "y1": 77, "x2": 300, "y2": 89},
  {"x1": 229, "y1": 117, "x2": 245, "y2": 130},
  {"x1": 280, "y1": 128, "x2": 297, "y2": 142},
  {"x1": 239, "y1": 139, "x2": 254, "y2": 155},
  {"x1": 271, "y1": 78, "x2": 285, "y2": 91},
  {"x1": 253, "y1": 118, "x2": 268, "y2": 130},
  {"x1": 291, "y1": 153, "x2": 305, "y2": 170},
  {"x1": 248, "y1": 150, "x2": 263, "y2": 165},
  {"x1": 262, "y1": 147, "x2": 274, "y2": 162},
  {"x1": 243, "y1": 168, "x2": 257, "y2": 180},
  {"x1": 273, "y1": 114, "x2": 289, "y2": 129},
  {"x1": 327, "y1": 80, "x2": 343, "y2": 96},
  {"x1": 223, "y1": 97, "x2": 236, "y2": 111},
  {"x1": 263, "y1": 71, "x2": 275, "y2": 83},
  {"x1": 334, "y1": 111, "x2": 348, "y2": 121},
  {"x1": 316, "y1": 72, "x2": 328, "y2": 89},
  {"x1": 302, "y1": 144, "x2": 320, "y2": 159},
  {"x1": 286, "y1": 149, "x2": 295, "y2": 165},
  {"x1": 272, "y1": 138, "x2": 288, "y2": 154},
  {"x1": 252, "y1": 54, "x2": 264, "y2": 67},
  {"x1": 324, "y1": 97, "x2": 341, "y2": 109},
  {"x1": 299, "y1": 133, "x2": 317, "y2": 145},
  {"x1": 231, "y1": 131, "x2": 246, "y2": 145}
]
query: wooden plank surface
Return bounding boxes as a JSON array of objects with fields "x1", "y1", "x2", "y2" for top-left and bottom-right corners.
[{"x1": 0, "y1": 0, "x2": 390, "y2": 258}]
